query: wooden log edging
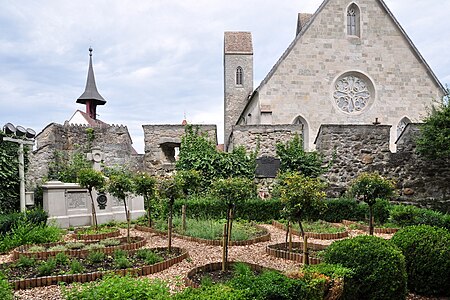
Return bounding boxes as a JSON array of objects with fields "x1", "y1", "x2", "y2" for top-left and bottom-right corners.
[
  {"x1": 73, "y1": 228, "x2": 121, "y2": 240},
  {"x1": 135, "y1": 224, "x2": 271, "y2": 246},
  {"x1": 265, "y1": 242, "x2": 326, "y2": 264},
  {"x1": 184, "y1": 261, "x2": 269, "y2": 288},
  {"x1": 12, "y1": 236, "x2": 147, "y2": 260},
  {"x1": 271, "y1": 220, "x2": 349, "y2": 240},
  {"x1": 10, "y1": 247, "x2": 188, "y2": 290},
  {"x1": 342, "y1": 220, "x2": 399, "y2": 234}
]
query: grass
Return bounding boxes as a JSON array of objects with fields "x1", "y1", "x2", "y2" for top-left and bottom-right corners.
[
  {"x1": 152, "y1": 217, "x2": 265, "y2": 241},
  {"x1": 280, "y1": 220, "x2": 346, "y2": 234}
]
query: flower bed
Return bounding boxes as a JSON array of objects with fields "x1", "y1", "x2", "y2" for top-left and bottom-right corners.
[
  {"x1": 342, "y1": 220, "x2": 399, "y2": 234},
  {"x1": 135, "y1": 224, "x2": 270, "y2": 246},
  {"x1": 265, "y1": 241, "x2": 328, "y2": 264},
  {"x1": 3, "y1": 247, "x2": 188, "y2": 290},
  {"x1": 12, "y1": 236, "x2": 146, "y2": 260},
  {"x1": 73, "y1": 228, "x2": 121, "y2": 240},
  {"x1": 272, "y1": 220, "x2": 348, "y2": 240}
]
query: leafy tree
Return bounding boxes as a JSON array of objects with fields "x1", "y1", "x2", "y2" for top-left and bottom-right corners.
[
  {"x1": 176, "y1": 125, "x2": 257, "y2": 191},
  {"x1": 174, "y1": 169, "x2": 201, "y2": 198},
  {"x1": 48, "y1": 150, "x2": 90, "y2": 183},
  {"x1": 276, "y1": 134, "x2": 328, "y2": 178},
  {"x1": 106, "y1": 169, "x2": 134, "y2": 242},
  {"x1": 349, "y1": 172, "x2": 395, "y2": 235},
  {"x1": 416, "y1": 94, "x2": 450, "y2": 160},
  {"x1": 77, "y1": 168, "x2": 106, "y2": 230},
  {"x1": 212, "y1": 177, "x2": 255, "y2": 271},
  {"x1": 133, "y1": 172, "x2": 157, "y2": 227},
  {"x1": 158, "y1": 177, "x2": 182, "y2": 252}
]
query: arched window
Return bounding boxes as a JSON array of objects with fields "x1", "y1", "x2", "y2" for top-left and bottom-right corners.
[
  {"x1": 397, "y1": 117, "x2": 411, "y2": 138},
  {"x1": 347, "y1": 3, "x2": 360, "y2": 37},
  {"x1": 293, "y1": 115, "x2": 309, "y2": 150},
  {"x1": 236, "y1": 67, "x2": 243, "y2": 85}
]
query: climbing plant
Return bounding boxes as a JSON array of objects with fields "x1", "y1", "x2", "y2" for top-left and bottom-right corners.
[{"x1": 47, "y1": 150, "x2": 90, "y2": 183}]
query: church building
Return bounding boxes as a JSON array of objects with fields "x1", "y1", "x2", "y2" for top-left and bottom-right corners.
[{"x1": 224, "y1": 0, "x2": 446, "y2": 152}]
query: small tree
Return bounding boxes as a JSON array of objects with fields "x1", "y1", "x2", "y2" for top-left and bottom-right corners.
[
  {"x1": 416, "y1": 93, "x2": 450, "y2": 160},
  {"x1": 107, "y1": 170, "x2": 134, "y2": 242},
  {"x1": 274, "y1": 172, "x2": 326, "y2": 264},
  {"x1": 212, "y1": 177, "x2": 255, "y2": 271},
  {"x1": 276, "y1": 134, "x2": 328, "y2": 178},
  {"x1": 158, "y1": 177, "x2": 182, "y2": 253},
  {"x1": 77, "y1": 168, "x2": 105, "y2": 230},
  {"x1": 133, "y1": 172, "x2": 157, "y2": 228},
  {"x1": 349, "y1": 172, "x2": 395, "y2": 235},
  {"x1": 174, "y1": 169, "x2": 201, "y2": 198}
]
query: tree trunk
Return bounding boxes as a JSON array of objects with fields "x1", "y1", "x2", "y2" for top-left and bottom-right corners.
[
  {"x1": 299, "y1": 219, "x2": 309, "y2": 265},
  {"x1": 168, "y1": 199, "x2": 173, "y2": 252},
  {"x1": 146, "y1": 196, "x2": 152, "y2": 228},
  {"x1": 123, "y1": 197, "x2": 130, "y2": 243},
  {"x1": 223, "y1": 206, "x2": 231, "y2": 272},
  {"x1": 88, "y1": 189, "x2": 98, "y2": 231},
  {"x1": 227, "y1": 206, "x2": 233, "y2": 246},
  {"x1": 288, "y1": 222, "x2": 293, "y2": 253},
  {"x1": 222, "y1": 223, "x2": 228, "y2": 272},
  {"x1": 369, "y1": 205, "x2": 374, "y2": 236},
  {"x1": 182, "y1": 204, "x2": 187, "y2": 233}
]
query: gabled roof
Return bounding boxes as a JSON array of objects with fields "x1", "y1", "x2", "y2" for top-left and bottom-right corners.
[
  {"x1": 239, "y1": 0, "x2": 446, "y2": 122},
  {"x1": 68, "y1": 110, "x2": 108, "y2": 127},
  {"x1": 77, "y1": 48, "x2": 106, "y2": 105}
]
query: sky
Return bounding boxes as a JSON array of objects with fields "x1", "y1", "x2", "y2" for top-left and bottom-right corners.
[{"x1": 1, "y1": 0, "x2": 449, "y2": 154}]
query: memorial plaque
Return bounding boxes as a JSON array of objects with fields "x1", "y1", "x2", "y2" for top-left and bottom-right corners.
[
  {"x1": 66, "y1": 191, "x2": 88, "y2": 209},
  {"x1": 255, "y1": 156, "x2": 280, "y2": 178}
]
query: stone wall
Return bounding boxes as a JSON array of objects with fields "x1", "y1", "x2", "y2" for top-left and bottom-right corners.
[
  {"x1": 229, "y1": 124, "x2": 303, "y2": 157},
  {"x1": 27, "y1": 123, "x2": 143, "y2": 187},
  {"x1": 142, "y1": 124, "x2": 217, "y2": 176},
  {"x1": 316, "y1": 124, "x2": 450, "y2": 212}
]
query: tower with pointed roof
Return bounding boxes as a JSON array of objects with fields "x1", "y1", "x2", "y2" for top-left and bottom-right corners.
[{"x1": 76, "y1": 48, "x2": 106, "y2": 120}]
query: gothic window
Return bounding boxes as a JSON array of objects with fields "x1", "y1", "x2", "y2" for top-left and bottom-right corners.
[
  {"x1": 293, "y1": 116, "x2": 309, "y2": 150},
  {"x1": 347, "y1": 3, "x2": 360, "y2": 37},
  {"x1": 333, "y1": 74, "x2": 371, "y2": 113},
  {"x1": 236, "y1": 66, "x2": 243, "y2": 85},
  {"x1": 397, "y1": 117, "x2": 411, "y2": 138}
]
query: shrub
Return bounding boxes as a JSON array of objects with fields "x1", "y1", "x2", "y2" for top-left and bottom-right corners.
[
  {"x1": 48, "y1": 245, "x2": 67, "y2": 252},
  {"x1": 83, "y1": 243, "x2": 105, "y2": 252},
  {"x1": 62, "y1": 274, "x2": 170, "y2": 300},
  {"x1": 69, "y1": 259, "x2": 84, "y2": 274},
  {"x1": 136, "y1": 249, "x2": 164, "y2": 265},
  {"x1": 99, "y1": 238, "x2": 121, "y2": 247},
  {"x1": 87, "y1": 251, "x2": 105, "y2": 264},
  {"x1": 174, "y1": 284, "x2": 246, "y2": 300},
  {"x1": 389, "y1": 204, "x2": 450, "y2": 229},
  {"x1": 37, "y1": 258, "x2": 57, "y2": 276},
  {"x1": 320, "y1": 198, "x2": 367, "y2": 222},
  {"x1": 323, "y1": 235, "x2": 407, "y2": 300},
  {"x1": 0, "y1": 208, "x2": 47, "y2": 235},
  {"x1": 15, "y1": 255, "x2": 36, "y2": 268},
  {"x1": 0, "y1": 273, "x2": 13, "y2": 300},
  {"x1": 54, "y1": 252, "x2": 70, "y2": 266},
  {"x1": 391, "y1": 225, "x2": 450, "y2": 296},
  {"x1": 65, "y1": 242, "x2": 85, "y2": 250}
]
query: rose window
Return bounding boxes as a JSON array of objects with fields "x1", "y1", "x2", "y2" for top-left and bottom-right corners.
[{"x1": 333, "y1": 75, "x2": 371, "y2": 113}]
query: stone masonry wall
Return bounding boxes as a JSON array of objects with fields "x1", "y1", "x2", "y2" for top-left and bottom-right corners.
[
  {"x1": 142, "y1": 124, "x2": 217, "y2": 176},
  {"x1": 27, "y1": 123, "x2": 143, "y2": 187},
  {"x1": 316, "y1": 124, "x2": 450, "y2": 212}
]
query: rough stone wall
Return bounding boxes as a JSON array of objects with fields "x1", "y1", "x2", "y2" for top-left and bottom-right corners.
[
  {"x1": 142, "y1": 124, "x2": 217, "y2": 176},
  {"x1": 27, "y1": 123, "x2": 143, "y2": 187},
  {"x1": 316, "y1": 124, "x2": 450, "y2": 212},
  {"x1": 241, "y1": 0, "x2": 444, "y2": 151},
  {"x1": 229, "y1": 124, "x2": 303, "y2": 157}
]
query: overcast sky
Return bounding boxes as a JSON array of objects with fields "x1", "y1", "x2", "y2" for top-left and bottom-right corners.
[{"x1": 1, "y1": 0, "x2": 449, "y2": 153}]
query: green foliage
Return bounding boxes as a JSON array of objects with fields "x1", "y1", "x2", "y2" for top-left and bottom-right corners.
[
  {"x1": 55, "y1": 252, "x2": 70, "y2": 266},
  {"x1": 349, "y1": 172, "x2": 395, "y2": 206},
  {"x1": 211, "y1": 177, "x2": 256, "y2": 207},
  {"x1": 85, "y1": 128, "x2": 95, "y2": 150},
  {"x1": 320, "y1": 198, "x2": 367, "y2": 222},
  {"x1": 69, "y1": 259, "x2": 85, "y2": 274},
  {"x1": 114, "y1": 256, "x2": 132, "y2": 269},
  {"x1": 15, "y1": 255, "x2": 36, "y2": 268},
  {"x1": 176, "y1": 125, "x2": 257, "y2": 191},
  {"x1": 324, "y1": 235, "x2": 407, "y2": 300},
  {"x1": 133, "y1": 171, "x2": 157, "y2": 206},
  {"x1": 0, "y1": 273, "x2": 13, "y2": 300},
  {"x1": 77, "y1": 168, "x2": 105, "y2": 192},
  {"x1": 37, "y1": 258, "x2": 57, "y2": 276},
  {"x1": 107, "y1": 169, "x2": 134, "y2": 201},
  {"x1": 0, "y1": 130, "x2": 29, "y2": 213},
  {"x1": 391, "y1": 225, "x2": 450, "y2": 296},
  {"x1": 136, "y1": 249, "x2": 164, "y2": 265},
  {"x1": 274, "y1": 172, "x2": 326, "y2": 235},
  {"x1": 158, "y1": 177, "x2": 182, "y2": 202},
  {"x1": 389, "y1": 204, "x2": 450, "y2": 229},
  {"x1": 99, "y1": 238, "x2": 121, "y2": 247},
  {"x1": 276, "y1": 134, "x2": 327, "y2": 178},
  {"x1": 174, "y1": 284, "x2": 246, "y2": 300},
  {"x1": 0, "y1": 208, "x2": 48, "y2": 235},
  {"x1": 416, "y1": 92, "x2": 450, "y2": 159},
  {"x1": 62, "y1": 274, "x2": 170, "y2": 300},
  {"x1": 174, "y1": 170, "x2": 201, "y2": 197},
  {"x1": 87, "y1": 251, "x2": 105, "y2": 264},
  {"x1": 371, "y1": 198, "x2": 391, "y2": 224},
  {"x1": 48, "y1": 150, "x2": 90, "y2": 183}
]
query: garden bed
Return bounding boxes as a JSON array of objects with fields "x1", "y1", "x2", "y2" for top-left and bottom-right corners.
[
  {"x1": 184, "y1": 261, "x2": 269, "y2": 288},
  {"x1": 12, "y1": 236, "x2": 146, "y2": 260},
  {"x1": 342, "y1": 220, "x2": 399, "y2": 234},
  {"x1": 2, "y1": 247, "x2": 188, "y2": 290},
  {"x1": 73, "y1": 227, "x2": 121, "y2": 240},
  {"x1": 265, "y1": 241, "x2": 328, "y2": 264},
  {"x1": 135, "y1": 222, "x2": 270, "y2": 246},
  {"x1": 272, "y1": 220, "x2": 349, "y2": 239}
]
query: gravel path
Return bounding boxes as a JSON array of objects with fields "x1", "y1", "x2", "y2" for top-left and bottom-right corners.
[{"x1": 0, "y1": 224, "x2": 444, "y2": 300}]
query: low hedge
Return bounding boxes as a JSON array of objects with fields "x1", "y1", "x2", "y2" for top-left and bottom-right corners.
[
  {"x1": 0, "y1": 208, "x2": 48, "y2": 235},
  {"x1": 389, "y1": 205, "x2": 450, "y2": 230},
  {"x1": 0, "y1": 274, "x2": 13, "y2": 300},
  {"x1": 391, "y1": 225, "x2": 450, "y2": 296},
  {"x1": 323, "y1": 235, "x2": 407, "y2": 300}
]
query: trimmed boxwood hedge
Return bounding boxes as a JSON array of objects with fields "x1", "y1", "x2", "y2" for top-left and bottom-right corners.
[
  {"x1": 323, "y1": 235, "x2": 407, "y2": 300},
  {"x1": 391, "y1": 225, "x2": 450, "y2": 296},
  {"x1": 389, "y1": 205, "x2": 450, "y2": 230}
]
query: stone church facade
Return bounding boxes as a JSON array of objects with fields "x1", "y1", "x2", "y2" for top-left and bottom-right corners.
[{"x1": 225, "y1": 0, "x2": 445, "y2": 152}]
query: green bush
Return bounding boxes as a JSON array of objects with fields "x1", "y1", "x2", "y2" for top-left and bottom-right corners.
[
  {"x1": 391, "y1": 225, "x2": 450, "y2": 296},
  {"x1": 87, "y1": 251, "x2": 105, "y2": 264},
  {"x1": 323, "y1": 235, "x2": 407, "y2": 300},
  {"x1": 320, "y1": 198, "x2": 367, "y2": 222},
  {"x1": 371, "y1": 199, "x2": 391, "y2": 224},
  {"x1": 0, "y1": 208, "x2": 48, "y2": 235},
  {"x1": 69, "y1": 259, "x2": 84, "y2": 274},
  {"x1": 37, "y1": 258, "x2": 57, "y2": 276},
  {"x1": 0, "y1": 273, "x2": 13, "y2": 300},
  {"x1": 174, "y1": 285, "x2": 246, "y2": 300},
  {"x1": 62, "y1": 274, "x2": 170, "y2": 300},
  {"x1": 389, "y1": 205, "x2": 450, "y2": 229}
]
